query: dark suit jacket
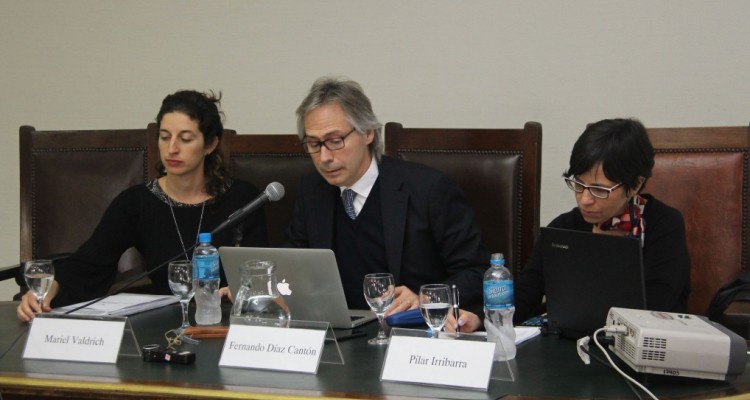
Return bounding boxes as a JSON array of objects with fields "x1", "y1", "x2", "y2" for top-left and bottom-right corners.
[{"x1": 286, "y1": 156, "x2": 490, "y2": 310}]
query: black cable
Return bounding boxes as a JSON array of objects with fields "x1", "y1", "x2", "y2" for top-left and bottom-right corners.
[
  {"x1": 64, "y1": 244, "x2": 197, "y2": 314},
  {"x1": 0, "y1": 329, "x2": 28, "y2": 363}
]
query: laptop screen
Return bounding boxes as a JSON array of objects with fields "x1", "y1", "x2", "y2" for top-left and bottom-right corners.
[
  {"x1": 218, "y1": 247, "x2": 375, "y2": 329},
  {"x1": 540, "y1": 227, "x2": 646, "y2": 338}
]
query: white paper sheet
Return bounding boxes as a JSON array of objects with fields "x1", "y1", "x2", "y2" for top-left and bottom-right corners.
[{"x1": 53, "y1": 293, "x2": 178, "y2": 316}]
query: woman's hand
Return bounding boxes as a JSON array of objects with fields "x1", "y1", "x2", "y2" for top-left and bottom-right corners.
[
  {"x1": 16, "y1": 280, "x2": 59, "y2": 322},
  {"x1": 219, "y1": 286, "x2": 234, "y2": 303},
  {"x1": 444, "y1": 309, "x2": 482, "y2": 333}
]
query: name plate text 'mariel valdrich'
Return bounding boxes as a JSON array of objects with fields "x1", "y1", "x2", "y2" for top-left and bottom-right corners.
[{"x1": 23, "y1": 315, "x2": 126, "y2": 363}]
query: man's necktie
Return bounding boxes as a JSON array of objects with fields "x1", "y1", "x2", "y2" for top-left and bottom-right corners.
[{"x1": 342, "y1": 189, "x2": 357, "y2": 219}]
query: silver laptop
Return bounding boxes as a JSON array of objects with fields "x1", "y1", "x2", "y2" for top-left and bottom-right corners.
[{"x1": 219, "y1": 247, "x2": 376, "y2": 329}]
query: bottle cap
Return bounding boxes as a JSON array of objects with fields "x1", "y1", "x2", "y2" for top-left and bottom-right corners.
[
  {"x1": 490, "y1": 253, "x2": 505, "y2": 265},
  {"x1": 198, "y1": 232, "x2": 212, "y2": 243}
]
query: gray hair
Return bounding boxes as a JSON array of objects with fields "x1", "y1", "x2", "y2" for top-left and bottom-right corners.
[{"x1": 296, "y1": 76, "x2": 384, "y2": 160}]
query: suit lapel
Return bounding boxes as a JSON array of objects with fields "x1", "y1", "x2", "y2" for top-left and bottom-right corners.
[
  {"x1": 310, "y1": 178, "x2": 337, "y2": 249},
  {"x1": 379, "y1": 158, "x2": 408, "y2": 282}
]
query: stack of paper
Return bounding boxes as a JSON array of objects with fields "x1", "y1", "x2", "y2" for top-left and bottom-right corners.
[
  {"x1": 463, "y1": 327, "x2": 541, "y2": 345},
  {"x1": 53, "y1": 293, "x2": 178, "y2": 317},
  {"x1": 514, "y1": 326, "x2": 541, "y2": 345}
]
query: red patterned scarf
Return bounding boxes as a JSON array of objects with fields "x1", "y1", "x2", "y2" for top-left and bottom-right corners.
[{"x1": 599, "y1": 194, "x2": 647, "y2": 242}]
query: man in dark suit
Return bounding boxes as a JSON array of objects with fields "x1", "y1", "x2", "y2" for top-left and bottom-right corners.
[{"x1": 286, "y1": 76, "x2": 489, "y2": 316}]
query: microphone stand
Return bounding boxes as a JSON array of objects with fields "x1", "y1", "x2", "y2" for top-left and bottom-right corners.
[
  {"x1": 64, "y1": 244, "x2": 198, "y2": 314},
  {"x1": 61, "y1": 182, "x2": 283, "y2": 315},
  {"x1": 64, "y1": 208, "x2": 250, "y2": 315}
]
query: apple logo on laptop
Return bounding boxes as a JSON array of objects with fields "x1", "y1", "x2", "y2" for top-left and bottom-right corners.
[{"x1": 277, "y1": 279, "x2": 292, "y2": 296}]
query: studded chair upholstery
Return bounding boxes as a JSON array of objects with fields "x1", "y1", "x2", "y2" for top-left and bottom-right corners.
[
  {"x1": 383, "y1": 122, "x2": 543, "y2": 276},
  {"x1": 7, "y1": 125, "x2": 157, "y2": 297},
  {"x1": 225, "y1": 133, "x2": 316, "y2": 247},
  {"x1": 646, "y1": 125, "x2": 750, "y2": 320}
]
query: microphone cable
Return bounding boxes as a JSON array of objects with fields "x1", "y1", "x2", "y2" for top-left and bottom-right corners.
[
  {"x1": 0, "y1": 327, "x2": 29, "y2": 363},
  {"x1": 64, "y1": 244, "x2": 197, "y2": 315}
]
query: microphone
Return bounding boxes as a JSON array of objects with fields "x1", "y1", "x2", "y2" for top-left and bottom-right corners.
[
  {"x1": 64, "y1": 182, "x2": 285, "y2": 315},
  {"x1": 211, "y1": 182, "x2": 285, "y2": 235}
]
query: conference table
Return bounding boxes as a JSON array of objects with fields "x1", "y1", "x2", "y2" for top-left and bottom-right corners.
[{"x1": 1, "y1": 302, "x2": 749, "y2": 400}]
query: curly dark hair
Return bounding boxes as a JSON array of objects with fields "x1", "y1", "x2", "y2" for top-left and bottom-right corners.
[{"x1": 155, "y1": 90, "x2": 228, "y2": 197}]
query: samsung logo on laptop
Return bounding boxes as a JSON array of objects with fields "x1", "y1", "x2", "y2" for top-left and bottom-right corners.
[{"x1": 551, "y1": 242, "x2": 569, "y2": 250}]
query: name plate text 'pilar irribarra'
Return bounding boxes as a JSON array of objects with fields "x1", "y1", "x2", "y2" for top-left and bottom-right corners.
[{"x1": 381, "y1": 334, "x2": 495, "y2": 391}]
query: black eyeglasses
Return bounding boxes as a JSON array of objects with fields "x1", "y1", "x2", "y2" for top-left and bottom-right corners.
[
  {"x1": 301, "y1": 128, "x2": 357, "y2": 154},
  {"x1": 564, "y1": 177, "x2": 623, "y2": 199}
]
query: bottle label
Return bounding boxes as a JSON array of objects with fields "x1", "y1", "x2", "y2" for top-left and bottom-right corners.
[
  {"x1": 194, "y1": 255, "x2": 219, "y2": 280},
  {"x1": 484, "y1": 281, "x2": 514, "y2": 309}
]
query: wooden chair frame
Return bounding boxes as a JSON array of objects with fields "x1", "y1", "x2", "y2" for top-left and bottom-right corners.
[
  {"x1": 646, "y1": 125, "x2": 750, "y2": 317},
  {"x1": 384, "y1": 121, "x2": 542, "y2": 276}
]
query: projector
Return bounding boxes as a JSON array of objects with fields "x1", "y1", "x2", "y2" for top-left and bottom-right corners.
[{"x1": 605, "y1": 307, "x2": 747, "y2": 380}]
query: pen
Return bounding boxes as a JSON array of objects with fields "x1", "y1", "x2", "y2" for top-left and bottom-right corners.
[{"x1": 452, "y1": 284, "x2": 460, "y2": 335}]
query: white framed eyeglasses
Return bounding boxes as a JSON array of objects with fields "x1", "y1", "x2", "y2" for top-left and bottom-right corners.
[{"x1": 564, "y1": 177, "x2": 623, "y2": 199}]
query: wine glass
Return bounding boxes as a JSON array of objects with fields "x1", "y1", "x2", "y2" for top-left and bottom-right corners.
[
  {"x1": 363, "y1": 273, "x2": 395, "y2": 345},
  {"x1": 168, "y1": 260, "x2": 195, "y2": 331},
  {"x1": 419, "y1": 284, "x2": 452, "y2": 338},
  {"x1": 24, "y1": 260, "x2": 54, "y2": 311}
]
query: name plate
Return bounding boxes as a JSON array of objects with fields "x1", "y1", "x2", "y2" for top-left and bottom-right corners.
[
  {"x1": 219, "y1": 324, "x2": 326, "y2": 374},
  {"x1": 381, "y1": 334, "x2": 496, "y2": 391},
  {"x1": 23, "y1": 315, "x2": 126, "y2": 363}
]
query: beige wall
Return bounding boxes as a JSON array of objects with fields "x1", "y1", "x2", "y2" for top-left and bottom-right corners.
[{"x1": 1, "y1": 1, "x2": 748, "y2": 300}]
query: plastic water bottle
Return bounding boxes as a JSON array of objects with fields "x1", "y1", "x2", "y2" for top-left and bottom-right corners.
[
  {"x1": 483, "y1": 253, "x2": 516, "y2": 361},
  {"x1": 193, "y1": 232, "x2": 221, "y2": 325}
]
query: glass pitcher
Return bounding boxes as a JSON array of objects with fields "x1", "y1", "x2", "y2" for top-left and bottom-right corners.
[{"x1": 232, "y1": 260, "x2": 291, "y2": 327}]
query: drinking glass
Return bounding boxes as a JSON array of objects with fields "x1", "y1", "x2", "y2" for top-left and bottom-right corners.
[
  {"x1": 168, "y1": 260, "x2": 195, "y2": 331},
  {"x1": 24, "y1": 260, "x2": 54, "y2": 310},
  {"x1": 363, "y1": 273, "x2": 395, "y2": 345},
  {"x1": 419, "y1": 284, "x2": 452, "y2": 338}
]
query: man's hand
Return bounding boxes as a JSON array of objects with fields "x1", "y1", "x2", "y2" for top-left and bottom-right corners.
[{"x1": 384, "y1": 285, "x2": 419, "y2": 316}]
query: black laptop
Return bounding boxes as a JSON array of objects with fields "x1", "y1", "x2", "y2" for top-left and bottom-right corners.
[{"x1": 540, "y1": 227, "x2": 647, "y2": 339}]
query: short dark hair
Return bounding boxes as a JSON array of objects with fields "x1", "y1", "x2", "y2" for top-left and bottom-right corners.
[
  {"x1": 564, "y1": 118, "x2": 654, "y2": 193},
  {"x1": 155, "y1": 90, "x2": 228, "y2": 197}
]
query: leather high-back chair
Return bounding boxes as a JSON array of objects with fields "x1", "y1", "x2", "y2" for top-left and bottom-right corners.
[
  {"x1": 226, "y1": 134, "x2": 316, "y2": 247},
  {"x1": 17, "y1": 125, "x2": 155, "y2": 294},
  {"x1": 646, "y1": 125, "x2": 750, "y2": 316},
  {"x1": 384, "y1": 122, "x2": 543, "y2": 276}
]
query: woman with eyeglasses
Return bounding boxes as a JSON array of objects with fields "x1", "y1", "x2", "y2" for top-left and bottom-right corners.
[{"x1": 447, "y1": 118, "x2": 690, "y2": 333}]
